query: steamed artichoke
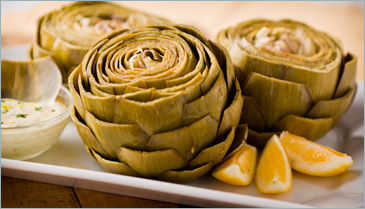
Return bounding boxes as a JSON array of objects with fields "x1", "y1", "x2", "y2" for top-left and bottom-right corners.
[
  {"x1": 68, "y1": 24, "x2": 245, "y2": 183},
  {"x1": 217, "y1": 19, "x2": 357, "y2": 147},
  {"x1": 30, "y1": 1, "x2": 171, "y2": 83}
]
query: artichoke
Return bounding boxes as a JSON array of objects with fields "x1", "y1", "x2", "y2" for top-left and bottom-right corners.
[
  {"x1": 29, "y1": 1, "x2": 171, "y2": 84},
  {"x1": 217, "y1": 19, "x2": 357, "y2": 147},
  {"x1": 68, "y1": 24, "x2": 245, "y2": 183}
]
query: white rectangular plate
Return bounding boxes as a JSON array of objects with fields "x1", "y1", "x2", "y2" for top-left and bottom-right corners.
[{"x1": 1, "y1": 45, "x2": 364, "y2": 208}]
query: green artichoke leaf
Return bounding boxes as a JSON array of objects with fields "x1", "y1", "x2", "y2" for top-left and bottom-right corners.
[
  {"x1": 334, "y1": 53, "x2": 357, "y2": 98},
  {"x1": 208, "y1": 40, "x2": 235, "y2": 95},
  {"x1": 71, "y1": 106, "x2": 115, "y2": 159},
  {"x1": 216, "y1": 79, "x2": 243, "y2": 138},
  {"x1": 187, "y1": 126, "x2": 236, "y2": 169},
  {"x1": 183, "y1": 71, "x2": 227, "y2": 125},
  {"x1": 306, "y1": 87, "x2": 356, "y2": 124},
  {"x1": 90, "y1": 148, "x2": 141, "y2": 177},
  {"x1": 84, "y1": 109, "x2": 150, "y2": 153},
  {"x1": 272, "y1": 114, "x2": 333, "y2": 140},
  {"x1": 224, "y1": 124, "x2": 248, "y2": 161},
  {"x1": 80, "y1": 88, "x2": 117, "y2": 123},
  {"x1": 159, "y1": 162, "x2": 214, "y2": 183},
  {"x1": 146, "y1": 114, "x2": 219, "y2": 160},
  {"x1": 243, "y1": 72, "x2": 313, "y2": 128},
  {"x1": 247, "y1": 129, "x2": 281, "y2": 148},
  {"x1": 117, "y1": 147, "x2": 187, "y2": 177},
  {"x1": 68, "y1": 66, "x2": 86, "y2": 120},
  {"x1": 114, "y1": 93, "x2": 188, "y2": 136},
  {"x1": 240, "y1": 95, "x2": 267, "y2": 132}
]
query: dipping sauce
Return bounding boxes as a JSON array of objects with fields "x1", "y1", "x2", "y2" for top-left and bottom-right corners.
[{"x1": 1, "y1": 98, "x2": 67, "y2": 128}]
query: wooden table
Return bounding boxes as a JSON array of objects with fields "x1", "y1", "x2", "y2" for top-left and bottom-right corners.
[{"x1": 1, "y1": 1, "x2": 364, "y2": 208}]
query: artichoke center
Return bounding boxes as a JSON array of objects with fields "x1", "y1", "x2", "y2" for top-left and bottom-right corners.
[
  {"x1": 252, "y1": 26, "x2": 316, "y2": 56},
  {"x1": 127, "y1": 48, "x2": 164, "y2": 69},
  {"x1": 78, "y1": 14, "x2": 129, "y2": 33}
]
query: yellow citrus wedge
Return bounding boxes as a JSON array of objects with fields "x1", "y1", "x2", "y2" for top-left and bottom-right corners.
[
  {"x1": 279, "y1": 131, "x2": 353, "y2": 177},
  {"x1": 212, "y1": 143, "x2": 257, "y2": 186},
  {"x1": 255, "y1": 135, "x2": 292, "y2": 194}
]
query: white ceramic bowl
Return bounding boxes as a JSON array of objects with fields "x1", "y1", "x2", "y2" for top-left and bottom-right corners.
[{"x1": 1, "y1": 86, "x2": 72, "y2": 160}]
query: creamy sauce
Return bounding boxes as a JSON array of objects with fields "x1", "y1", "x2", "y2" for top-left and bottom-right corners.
[{"x1": 1, "y1": 98, "x2": 67, "y2": 128}]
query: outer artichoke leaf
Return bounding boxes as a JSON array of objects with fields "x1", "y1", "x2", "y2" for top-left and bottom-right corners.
[
  {"x1": 243, "y1": 72, "x2": 313, "y2": 128},
  {"x1": 112, "y1": 93, "x2": 187, "y2": 136},
  {"x1": 90, "y1": 148, "x2": 141, "y2": 177},
  {"x1": 117, "y1": 147, "x2": 187, "y2": 177},
  {"x1": 272, "y1": 114, "x2": 333, "y2": 141},
  {"x1": 53, "y1": 42, "x2": 89, "y2": 81},
  {"x1": 183, "y1": 72, "x2": 227, "y2": 124},
  {"x1": 71, "y1": 106, "x2": 115, "y2": 159},
  {"x1": 159, "y1": 162, "x2": 214, "y2": 183},
  {"x1": 240, "y1": 95, "x2": 267, "y2": 132},
  {"x1": 217, "y1": 79, "x2": 243, "y2": 138},
  {"x1": 306, "y1": 87, "x2": 356, "y2": 124},
  {"x1": 83, "y1": 145, "x2": 94, "y2": 159},
  {"x1": 280, "y1": 62, "x2": 340, "y2": 103},
  {"x1": 334, "y1": 53, "x2": 357, "y2": 98},
  {"x1": 80, "y1": 91, "x2": 117, "y2": 123},
  {"x1": 224, "y1": 124, "x2": 248, "y2": 161},
  {"x1": 68, "y1": 66, "x2": 86, "y2": 120},
  {"x1": 84, "y1": 109, "x2": 149, "y2": 153},
  {"x1": 187, "y1": 126, "x2": 236, "y2": 169},
  {"x1": 209, "y1": 40, "x2": 235, "y2": 95},
  {"x1": 146, "y1": 114, "x2": 219, "y2": 160},
  {"x1": 247, "y1": 129, "x2": 281, "y2": 149}
]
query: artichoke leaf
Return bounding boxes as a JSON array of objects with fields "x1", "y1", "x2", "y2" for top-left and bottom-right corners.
[
  {"x1": 243, "y1": 72, "x2": 313, "y2": 128},
  {"x1": 240, "y1": 95, "x2": 267, "y2": 132},
  {"x1": 216, "y1": 79, "x2": 243, "y2": 138},
  {"x1": 334, "y1": 53, "x2": 357, "y2": 98},
  {"x1": 224, "y1": 124, "x2": 248, "y2": 161},
  {"x1": 183, "y1": 71, "x2": 227, "y2": 124},
  {"x1": 272, "y1": 114, "x2": 333, "y2": 140},
  {"x1": 113, "y1": 92, "x2": 188, "y2": 136},
  {"x1": 187, "y1": 126, "x2": 236, "y2": 169},
  {"x1": 68, "y1": 66, "x2": 86, "y2": 120},
  {"x1": 84, "y1": 109, "x2": 149, "y2": 153},
  {"x1": 71, "y1": 106, "x2": 115, "y2": 159},
  {"x1": 80, "y1": 90, "x2": 117, "y2": 123},
  {"x1": 146, "y1": 114, "x2": 219, "y2": 160},
  {"x1": 159, "y1": 162, "x2": 214, "y2": 183},
  {"x1": 90, "y1": 148, "x2": 141, "y2": 177},
  {"x1": 247, "y1": 129, "x2": 281, "y2": 148},
  {"x1": 306, "y1": 87, "x2": 356, "y2": 124},
  {"x1": 117, "y1": 147, "x2": 187, "y2": 177},
  {"x1": 209, "y1": 40, "x2": 235, "y2": 95}
]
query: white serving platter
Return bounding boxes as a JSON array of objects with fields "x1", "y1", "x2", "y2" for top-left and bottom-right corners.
[{"x1": 1, "y1": 45, "x2": 364, "y2": 208}]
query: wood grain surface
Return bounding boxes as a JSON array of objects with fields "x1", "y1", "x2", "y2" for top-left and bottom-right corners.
[{"x1": 1, "y1": 1, "x2": 364, "y2": 208}]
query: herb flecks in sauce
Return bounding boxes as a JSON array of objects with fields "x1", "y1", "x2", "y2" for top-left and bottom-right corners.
[
  {"x1": 1, "y1": 98, "x2": 66, "y2": 128},
  {"x1": 16, "y1": 114, "x2": 28, "y2": 118}
]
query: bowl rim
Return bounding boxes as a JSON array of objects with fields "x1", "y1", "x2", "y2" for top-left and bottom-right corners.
[{"x1": 1, "y1": 85, "x2": 73, "y2": 130}]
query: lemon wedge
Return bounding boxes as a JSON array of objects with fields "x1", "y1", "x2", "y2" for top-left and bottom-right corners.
[
  {"x1": 255, "y1": 134, "x2": 292, "y2": 193},
  {"x1": 212, "y1": 143, "x2": 257, "y2": 186},
  {"x1": 279, "y1": 131, "x2": 353, "y2": 177}
]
